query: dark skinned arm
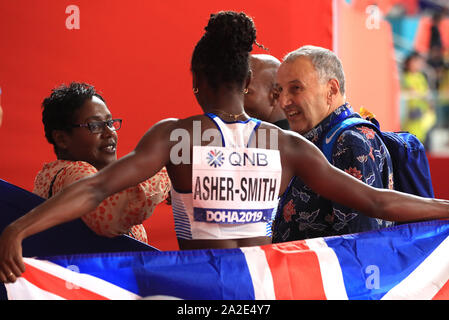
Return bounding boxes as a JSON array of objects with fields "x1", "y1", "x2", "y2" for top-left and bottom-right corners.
[
  {"x1": 283, "y1": 130, "x2": 449, "y2": 222},
  {"x1": 0, "y1": 119, "x2": 176, "y2": 283}
]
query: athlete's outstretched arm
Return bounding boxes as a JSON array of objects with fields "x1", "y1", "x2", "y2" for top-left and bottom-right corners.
[
  {"x1": 282, "y1": 131, "x2": 449, "y2": 222},
  {"x1": 0, "y1": 119, "x2": 176, "y2": 283}
]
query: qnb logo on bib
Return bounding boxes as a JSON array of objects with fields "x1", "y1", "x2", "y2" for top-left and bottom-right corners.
[
  {"x1": 207, "y1": 149, "x2": 225, "y2": 168},
  {"x1": 192, "y1": 146, "x2": 282, "y2": 225}
]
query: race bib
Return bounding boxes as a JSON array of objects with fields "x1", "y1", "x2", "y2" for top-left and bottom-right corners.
[{"x1": 192, "y1": 146, "x2": 281, "y2": 224}]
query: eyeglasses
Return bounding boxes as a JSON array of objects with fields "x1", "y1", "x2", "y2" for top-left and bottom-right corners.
[{"x1": 72, "y1": 119, "x2": 122, "y2": 134}]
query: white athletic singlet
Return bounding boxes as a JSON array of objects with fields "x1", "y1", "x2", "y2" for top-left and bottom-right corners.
[{"x1": 171, "y1": 113, "x2": 282, "y2": 240}]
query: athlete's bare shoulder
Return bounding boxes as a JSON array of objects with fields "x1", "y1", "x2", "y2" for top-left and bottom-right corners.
[
  {"x1": 172, "y1": 114, "x2": 210, "y2": 129},
  {"x1": 256, "y1": 120, "x2": 297, "y2": 137},
  {"x1": 139, "y1": 116, "x2": 201, "y2": 136},
  {"x1": 136, "y1": 115, "x2": 211, "y2": 149},
  {"x1": 255, "y1": 120, "x2": 307, "y2": 150}
]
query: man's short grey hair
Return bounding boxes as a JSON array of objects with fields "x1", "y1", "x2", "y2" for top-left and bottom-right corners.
[{"x1": 283, "y1": 45, "x2": 346, "y2": 95}]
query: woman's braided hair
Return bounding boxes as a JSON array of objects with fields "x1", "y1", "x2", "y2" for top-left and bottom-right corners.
[{"x1": 191, "y1": 11, "x2": 257, "y2": 90}]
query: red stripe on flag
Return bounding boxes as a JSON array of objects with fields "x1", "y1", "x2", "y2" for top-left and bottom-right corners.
[
  {"x1": 22, "y1": 262, "x2": 108, "y2": 300},
  {"x1": 261, "y1": 240, "x2": 326, "y2": 300},
  {"x1": 432, "y1": 278, "x2": 449, "y2": 300}
]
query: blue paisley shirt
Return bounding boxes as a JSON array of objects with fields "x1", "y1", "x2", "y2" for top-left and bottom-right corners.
[{"x1": 272, "y1": 103, "x2": 395, "y2": 242}]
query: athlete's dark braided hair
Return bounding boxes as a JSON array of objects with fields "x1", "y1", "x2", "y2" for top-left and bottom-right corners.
[{"x1": 191, "y1": 11, "x2": 257, "y2": 90}]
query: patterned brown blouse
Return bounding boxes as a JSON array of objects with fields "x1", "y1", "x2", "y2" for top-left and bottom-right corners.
[{"x1": 33, "y1": 160, "x2": 171, "y2": 243}]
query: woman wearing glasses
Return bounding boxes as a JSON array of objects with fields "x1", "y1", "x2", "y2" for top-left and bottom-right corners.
[{"x1": 32, "y1": 82, "x2": 170, "y2": 243}]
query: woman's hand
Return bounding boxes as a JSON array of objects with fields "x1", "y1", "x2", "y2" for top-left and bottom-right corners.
[{"x1": 0, "y1": 225, "x2": 26, "y2": 283}]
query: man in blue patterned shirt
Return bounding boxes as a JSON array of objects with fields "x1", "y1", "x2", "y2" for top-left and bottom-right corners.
[{"x1": 272, "y1": 45, "x2": 394, "y2": 242}]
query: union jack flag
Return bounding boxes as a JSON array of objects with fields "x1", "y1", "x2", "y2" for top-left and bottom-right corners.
[{"x1": 5, "y1": 220, "x2": 449, "y2": 300}]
